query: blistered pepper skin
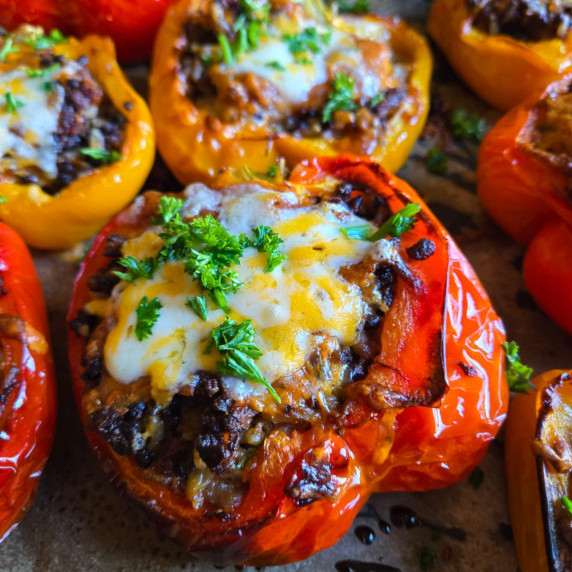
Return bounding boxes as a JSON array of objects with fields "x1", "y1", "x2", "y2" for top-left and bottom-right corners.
[
  {"x1": 0, "y1": 34, "x2": 155, "y2": 250},
  {"x1": 68, "y1": 155, "x2": 507, "y2": 565},
  {"x1": 477, "y1": 78, "x2": 572, "y2": 335},
  {"x1": 0, "y1": 0, "x2": 177, "y2": 62},
  {"x1": 0, "y1": 223, "x2": 56, "y2": 541},
  {"x1": 149, "y1": 0, "x2": 432, "y2": 184},
  {"x1": 428, "y1": 0, "x2": 572, "y2": 110}
]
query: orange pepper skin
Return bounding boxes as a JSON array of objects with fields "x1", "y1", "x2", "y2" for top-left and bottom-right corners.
[
  {"x1": 0, "y1": 223, "x2": 56, "y2": 541},
  {"x1": 149, "y1": 0, "x2": 432, "y2": 184},
  {"x1": 428, "y1": 0, "x2": 572, "y2": 111},
  {"x1": 0, "y1": 0, "x2": 177, "y2": 62},
  {"x1": 0, "y1": 34, "x2": 155, "y2": 251},
  {"x1": 477, "y1": 78, "x2": 572, "y2": 335},
  {"x1": 67, "y1": 156, "x2": 506, "y2": 565}
]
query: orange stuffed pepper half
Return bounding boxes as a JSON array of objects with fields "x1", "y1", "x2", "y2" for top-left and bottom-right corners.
[
  {"x1": 0, "y1": 26, "x2": 155, "y2": 250},
  {"x1": 428, "y1": 0, "x2": 572, "y2": 111},
  {"x1": 67, "y1": 156, "x2": 507, "y2": 565},
  {"x1": 149, "y1": 0, "x2": 432, "y2": 183},
  {"x1": 478, "y1": 74, "x2": 572, "y2": 335}
]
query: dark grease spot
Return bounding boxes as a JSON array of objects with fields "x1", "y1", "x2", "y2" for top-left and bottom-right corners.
[
  {"x1": 390, "y1": 505, "x2": 420, "y2": 529},
  {"x1": 354, "y1": 525, "x2": 375, "y2": 545},
  {"x1": 379, "y1": 519, "x2": 391, "y2": 535},
  {"x1": 515, "y1": 289, "x2": 539, "y2": 312},
  {"x1": 426, "y1": 202, "x2": 477, "y2": 236},
  {"x1": 335, "y1": 560, "x2": 401, "y2": 572},
  {"x1": 499, "y1": 522, "x2": 514, "y2": 540},
  {"x1": 458, "y1": 361, "x2": 478, "y2": 377}
]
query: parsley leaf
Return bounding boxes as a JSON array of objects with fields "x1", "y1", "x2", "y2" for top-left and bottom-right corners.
[
  {"x1": 283, "y1": 27, "x2": 331, "y2": 58},
  {"x1": 114, "y1": 256, "x2": 159, "y2": 283},
  {"x1": 218, "y1": 33, "x2": 234, "y2": 64},
  {"x1": 561, "y1": 497, "x2": 572, "y2": 516},
  {"x1": 322, "y1": 73, "x2": 357, "y2": 123},
  {"x1": 25, "y1": 63, "x2": 60, "y2": 78},
  {"x1": 0, "y1": 38, "x2": 19, "y2": 62},
  {"x1": 186, "y1": 295, "x2": 208, "y2": 321},
  {"x1": 340, "y1": 225, "x2": 371, "y2": 241},
  {"x1": 0, "y1": 196, "x2": 7, "y2": 204},
  {"x1": 265, "y1": 60, "x2": 285, "y2": 71},
  {"x1": 333, "y1": 0, "x2": 370, "y2": 13},
  {"x1": 369, "y1": 92, "x2": 385, "y2": 108},
  {"x1": 4, "y1": 93, "x2": 24, "y2": 114},
  {"x1": 24, "y1": 29, "x2": 67, "y2": 50},
  {"x1": 156, "y1": 195, "x2": 184, "y2": 224},
  {"x1": 502, "y1": 341, "x2": 534, "y2": 393},
  {"x1": 205, "y1": 316, "x2": 280, "y2": 402},
  {"x1": 243, "y1": 225, "x2": 286, "y2": 272},
  {"x1": 426, "y1": 147, "x2": 448, "y2": 174},
  {"x1": 80, "y1": 148, "x2": 122, "y2": 164},
  {"x1": 134, "y1": 296, "x2": 162, "y2": 341},
  {"x1": 368, "y1": 203, "x2": 421, "y2": 242},
  {"x1": 266, "y1": 164, "x2": 279, "y2": 178},
  {"x1": 42, "y1": 81, "x2": 55, "y2": 93},
  {"x1": 450, "y1": 108, "x2": 486, "y2": 142}
]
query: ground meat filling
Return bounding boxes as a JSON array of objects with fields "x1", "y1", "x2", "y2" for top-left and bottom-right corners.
[
  {"x1": 73, "y1": 184, "x2": 412, "y2": 508},
  {"x1": 178, "y1": 3, "x2": 410, "y2": 147},
  {"x1": 467, "y1": 0, "x2": 572, "y2": 41}
]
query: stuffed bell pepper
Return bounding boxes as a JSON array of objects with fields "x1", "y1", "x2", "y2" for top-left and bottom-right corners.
[
  {"x1": 149, "y1": 0, "x2": 432, "y2": 183},
  {"x1": 0, "y1": 26, "x2": 155, "y2": 250},
  {"x1": 67, "y1": 155, "x2": 507, "y2": 565},
  {"x1": 0, "y1": 222, "x2": 56, "y2": 541},
  {"x1": 428, "y1": 0, "x2": 572, "y2": 111},
  {"x1": 477, "y1": 74, "x2": 572, "y2": 335},
  {"x1": 506, "y1": 369, "x2": 572, "y2": 572}
]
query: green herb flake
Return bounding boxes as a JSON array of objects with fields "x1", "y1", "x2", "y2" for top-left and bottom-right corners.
[
  {"x1": 502, "y1": 341, "x2": 534, "y2": 393},
  {"x1": 186, "y1": 295, "x2": 208, "y2": 321},
  {"x1": 243, "y1": 225, "x2": 286, "y2": 272},
  {"x1": 134, "y1": 296, "x2": 162, "y2": 341},
  {"x1": 322, "y1": 72, "x2": 357, "y2": 123},
  {"x1": 369, "y1": 92, "x2": 385, "y2": 108},
  {"x1": 265, "y1": 60, "x2": 286, "y2": 71},
  {"x1": 0, "y1": 38, "x2": 19, "y2": 62},
  {"x1": 79, "y1": 148, "x2": 123, "y2": 164},
  {"x1": 25, "y1": 63, "x2": 60, "y2": 78},
  {"x1": 42, "y1": 81, "x2": 55, "y2": 93},
  {"x1": 561, "y1": 497, "x2": 572, "y2": 516},
  {"x1": 368, "y1": 203, "x2": 421, "y2": 242},
  {"x1": 468, "y1": 466, "x2": 484, "y2": 490},
  {"x1": 266, "y1": 164, "x2": 279, "y2": 178},
  {"x1": 283, "y1": 27, "x2": 331, "y2": 57},
  {"x1": 340, "y1": 225, "x2": 372, "y2": 241},
  {"x1": 24, "y1": 29, "x2": 67, "y2": 50},
  {"x1": 0, "y1": 196, "x2": 7, "y2": 204},
  {"x1": 450, "y1": 108, "x2": 486, "y2": 142},
  {"x1": 205, "y1": 316, "x2": 280, "y2": 402},
  {"x1": 4, "y1": 93, "x2": 24, "y2": 114},
  {"x1": 419, "y1": 546, "x2": 437, "y2": 571},
  {"x1": 334, "y1": 0, "x2": 371, "y2": 13},
  {"x1": 114, "y1": 256, "x2": 159, "y2": 283},
  {"x1": 218, "y1": 33, "x2": 234, "y2": 64},
  {"x1": 426, "y1": 147, "x2": 448, "y2": 175}
]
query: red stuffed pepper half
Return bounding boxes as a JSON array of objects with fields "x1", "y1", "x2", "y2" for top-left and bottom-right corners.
[
  {"x1": 67, "y1": 156, "x2": 507, "y2": 565},
  {"x1": 0, "y1": 222, "x2": 56, "y2": 541}
]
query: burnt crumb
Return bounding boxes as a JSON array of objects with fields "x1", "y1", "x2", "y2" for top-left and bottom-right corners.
[
  {"x1": 458, "y1": 361, "x2": 478, "y2": 377},
  {"x1": 375, "y1": 264, "x2": 396, "y2": 308},
  {"x1": 407, "y1": 238, "x2": 436, "y2": 261},
  {"x1": 123, "y1": 101, "x2": 133, "y2": 111},
  {"x1": 103, "y1": 234, "x2": 126, "y2": 258},
  {"x1": 39, "y1": 53, "x2": 66, "y2": 67},
  {"x1": 69, "y1": 309, "x2": 101, "y2": 337},
  {"x1": 87, "y1": 267, "x2": 120, "y2": 295},
  {"x1": 81, "y1": 355, "x2": 103, "y2": 387},
  {"x1": 331, "y1": 180, "x2": 389, "y2": 222},
  {"x1": 285, "y1": 457, "x2": 336, "y2": 506},
  {"x1": 77, "y1": 55, "x2": 89, "y2": 67}
]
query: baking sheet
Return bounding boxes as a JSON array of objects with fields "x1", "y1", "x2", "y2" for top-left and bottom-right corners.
[{"x1": 1, "y1": 1, "x2": 571, "y2": 570}]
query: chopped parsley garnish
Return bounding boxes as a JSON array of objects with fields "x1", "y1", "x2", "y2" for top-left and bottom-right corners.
[
  {"x1": 243, "y1": 225, "x2": 286, "y2": 272},
  {"x1": 24, "y1": 29, "x2": 67, "y2": 50},
  {"x1": 468, "y1": 466, "x2": 484, "y2": 490},
  {"x1": 283, "y1": 27, "x2": 331, "y2": 60},
  {"x1": 0, "y1": 196, "x2": 7, "y2": 204},
  {"x1": 218, "y1": 33, "x2": 234, "y2": 65},
  {"x1": 265, "y1": 60, "x2": 285, "y2": 71},
  {"x1": 369, "y1": 92, "x2": 385, "y2": 108},
  {"x1": 266, "y1": 164, "x2": 279, "y2": 178},
  {"x1": 419, "y1": 546, "x2": 437, "y2": 571},
  {"x1": 156, "y1": 195, "x2": 184, "y2": 224},
  {"x1": 114, "y1": 256, "x2": 159, "y2": 282},
  {"x1": 205, "y1": 316, "x2": 280, "y2": 402},
  {"x1": 42, "y1": 81, "x2": 55, "y2": 93},
  {"x1": 4, "y1": 93, "x2": 24, "y2": 114},
  {"x1": 368, "y1": 203, "x2": 421, "y2": 242},
  {"x1": 502, "y1": 341, "x2": 534, "y2": 393},
  {"x1": 334, "y1": 0, "x2": 371, "y2": 13},
  {"x1": 79, "y1": 148, "x2": 123, "y2": 164},
  {"x1": 426, "y1": 147, "x2": 448, "y2": 174},
  {"x1": 25, "y1": 63, "x2": 60, "y2": 78},
  {"x1": 0, "y1": 38, "x2": 18, "y2": 62},
  {"x1": 322, "y1": 72, "x2": 357, "y2": 123},
  {"x1": 134, "y1": 296, "x2": 162, "y2": 341},
  {"x1": 340, "y1": 225, "x2": 371, "y2": 241},
  {"x1": 561, "y1": 497, "x2": 572, "y2": 516},
  {"x1": 186, "y1": 295, "x2": 208, "y2": 321},
  {"x1": 450, "y1": 108, "x2": 486, "y2": 142}
]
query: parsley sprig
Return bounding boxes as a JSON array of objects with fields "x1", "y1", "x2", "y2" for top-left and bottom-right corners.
[
  {"x1": 135, "y1": 296, "x2": 162, "y2": 341},
  {"x1": 4, "y1": 93, "x2": 24, "y2": 114},
  {"x1": 80, "y1": 148, "x2": 122, "y2": 164},
  {"x1": 502, "y1": 341, "x2": 534, "y2": 393},
  {"x1": 205, "y1": 316, "x2": 280, "y2": 402},
  {"x1": 25, "y1": 63, "x2": 60, "y2": 78},
  {"x1": 0, "y1": 38, "x2": 19, "y2": 62},
  {"x1": 322, "y1": 73, "x2": 357, "y2": 123},
  {"x1": 23, "y1": 29, "x2": 67, "y2": 50},
  {"x1": 114, "y1": 256, "x2": 159, "y2": 283},
  {"x1": 186, "y1": 296, "x2": 208, "y2": 321},
  {"x1": 242, "y1": 225, "x2": 286, "y2": 272},
  {"x1": 283, "y1": 27, "x2": 331, "y2": 62}
]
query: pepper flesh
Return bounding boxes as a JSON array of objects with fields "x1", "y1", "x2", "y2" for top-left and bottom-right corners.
[
  {"x1": 477, "y1": 75, "x2": 572, "y2": 335},
  {"x1": 67, "y1": 155, "x2": 507, "y2": 564},
  {"x1": 428, "y1": 0, "x2": 572, "y2": 110},
  {"x1": 149, "y1": 0, "x2": 432, "y2": 183},
  {"x1": 0, "y1": 32, "x2": 155, "y2": 250},
  {"x1": 0, "y1": 222, "x2": 56, "y2": 541}
]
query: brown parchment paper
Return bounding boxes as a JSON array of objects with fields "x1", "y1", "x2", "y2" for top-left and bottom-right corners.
[{"x1": 0, "y1": 1, "x2": 570, "y2": 570}]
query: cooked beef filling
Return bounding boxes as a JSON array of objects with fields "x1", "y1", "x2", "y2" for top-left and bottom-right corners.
[{"x1": 467, "y1": 0, "x2": 572, "y2": 41}]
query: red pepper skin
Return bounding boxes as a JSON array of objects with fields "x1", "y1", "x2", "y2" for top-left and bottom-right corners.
[
  {"x1": 68, "y1": 156, "x2": 507, "y2": 564},
  {"x1": 477, "y1": 76, "x2": 572, "y2": 335},
  {"x1": 0, "y1": 223, "x2": 56, "y2": 541},
  {"x1": 0, "y1": 0, "x2": 177, "y2": 62}
]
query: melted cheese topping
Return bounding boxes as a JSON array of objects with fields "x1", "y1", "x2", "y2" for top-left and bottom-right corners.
[
  {"x1": 104, "y1": 184, "x2": 376, "y2": 400},
  {"x1": 223, "y1": 14, "x2": 386, "y2": 104}
]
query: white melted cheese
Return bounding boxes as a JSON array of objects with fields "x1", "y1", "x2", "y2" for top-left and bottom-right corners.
[
  {"x1": 104, "y1": 184, "x2": 377, "y2": 401},
  {"x1": 223, "y1": 14, "x2": 376, "y2": 104}
]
